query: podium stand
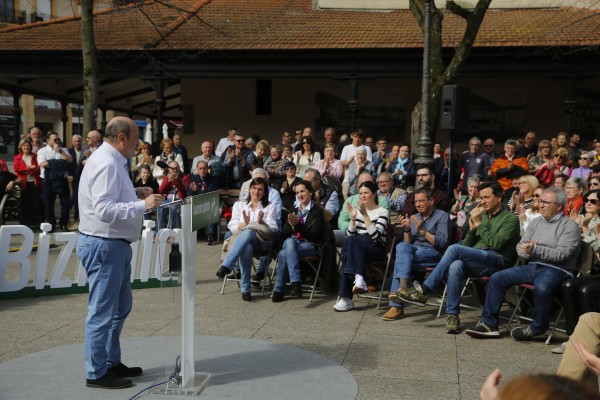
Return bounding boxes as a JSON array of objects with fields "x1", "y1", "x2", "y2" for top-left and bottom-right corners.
[{"x1": 153, "y1": 192, "x2": 220, "y2": 396}]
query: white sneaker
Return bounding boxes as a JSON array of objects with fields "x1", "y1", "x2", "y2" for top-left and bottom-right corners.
[
  {"x1": 333, "y1": 297, "x2": 355, "y2": 312},
  {"x1": 352, "y1": 274, "x2": 368, "y2": 294},
  {"x1": 551, "y1": 342, "x2": 567, "y2": 354}
]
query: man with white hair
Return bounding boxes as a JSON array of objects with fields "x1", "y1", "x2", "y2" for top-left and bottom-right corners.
[{"x1": 190, "y1": 141, "x2": 220, "y2": 175}]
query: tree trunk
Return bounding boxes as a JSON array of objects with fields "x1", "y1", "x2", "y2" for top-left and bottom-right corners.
[
  {"x1": 409, "y1": 0, "x2": 492, "y2": 146},
  {"x1": 81, "y1": 0, "x2": 98, "y2": 134}
]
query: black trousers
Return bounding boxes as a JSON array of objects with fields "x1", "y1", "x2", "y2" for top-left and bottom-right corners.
[
  {"x1": 19, "y1": 183, "x2": 42, "y2": 226},
  {"x1": 561, "y1": 275, "x2": 600, "y2": 336},
  {"x1": 42, "y1": 178, "x2": 70, "y2": 229}
]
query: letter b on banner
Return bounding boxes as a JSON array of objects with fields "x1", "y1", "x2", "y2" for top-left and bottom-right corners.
[{"x1": 0, "y1": 226, "x2": 34, "y2": 292}]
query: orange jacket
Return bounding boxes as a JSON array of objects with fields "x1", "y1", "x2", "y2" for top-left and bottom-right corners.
[{"x1": 491, "y1": 155, "x2": 529, "y2": 191}]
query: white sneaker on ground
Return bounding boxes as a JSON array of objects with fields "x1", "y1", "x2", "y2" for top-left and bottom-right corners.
[
  {"x1": 333, "y1": 297, "x2": 355, "y2": 312},
  {"x1": 551, "y1": 342, "x2": 567, "y2": 354},
  {"x1": 352, "y1": 274, "x2": 368, "y2": 294}
]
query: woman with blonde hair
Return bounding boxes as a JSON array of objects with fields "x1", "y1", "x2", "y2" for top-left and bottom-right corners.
[
  {"x1": 13, "y1": 138, "x2": 42, "y2": 227},
  {"x1": 529, "y1": 139, "x2": 553, "y2": 174},
  {"x1": 535, "y1": 147, "x2": 570, "y2": 185},
  {"x1": 508, "y1": 174, "x2": 539, "y2": 215},
  {"x1": 131, "y1": 141, "x2": 154, "y2": 181},
  {"x1": 153, "y1": 138, "x2": 184, "y2": 180}
]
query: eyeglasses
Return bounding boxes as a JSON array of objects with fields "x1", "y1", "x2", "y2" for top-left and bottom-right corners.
[
  {"x1": 236, "y1": 139, "x2": 244, "y2": 143},
  {"x1": 484, "y1": 144, "x2": 493, "y2": 147},
  {"x1": 565, "y1": 186, "x2": 578, "y2": 190},
  {"x1": 579, "y1": 157, "x2": 590, "y2": 161},
  {"x1": 540, "y1": 199, "x2": 559, "y2": 206},
  {"x1": 553, "y1": 155, "x2": 563, "y2": 159},
  {"x1": 285, "y1": 167, "x2": 296, "y2": 171},
  {"x1": 533, "y1": 194, "x2": 541, "y2": 198},
  {"x1": 302, "y1": 142, "x2": 310, "y2": 145},
  {"x1": 586, "y1": 198, "x2": 599, "y2": 205}
]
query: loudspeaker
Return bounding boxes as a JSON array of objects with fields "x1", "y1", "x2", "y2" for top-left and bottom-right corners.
[
  {"x1": 255, "y1": 79, "x2": 272, "y2": 115},
  {"x1": 439, "y1": 85, "x2": 471, "y2": 131}
]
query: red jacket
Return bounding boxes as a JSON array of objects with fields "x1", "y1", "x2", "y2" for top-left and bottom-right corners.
[
  {"x1": 13, "y1": 153, "x2": 42, "y2": 189},
  {"x1": 491, "y1": 155, "x2": 529, "y2": 191},
  {"x1": 158, "y1": 173, "x2": 191, "y2": 200}
]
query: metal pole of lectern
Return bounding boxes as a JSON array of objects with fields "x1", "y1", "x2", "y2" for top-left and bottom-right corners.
[{"x1": 154, "y1": 199, "x2": 211, "y2": 396}]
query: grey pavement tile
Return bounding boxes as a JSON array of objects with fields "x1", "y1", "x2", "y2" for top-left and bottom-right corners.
[
  {"x1": 354, "y1": 374, "x2": 460, "y2": 400},
  {"x1": 344, "y1": 332, "x2": 459, "y2": 383}
]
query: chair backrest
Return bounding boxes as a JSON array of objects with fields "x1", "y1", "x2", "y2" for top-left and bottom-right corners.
[
  {"x1": 383, "y1": 223, "x2": 396, "y2": 255},
  {"x1": 577, "y1": 241, "x2": 595, "y2": 276}
]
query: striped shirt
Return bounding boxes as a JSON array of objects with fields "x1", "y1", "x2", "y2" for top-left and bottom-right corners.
[{"x1": 347, "y1": 206, "x2": 389, "y2": 247}]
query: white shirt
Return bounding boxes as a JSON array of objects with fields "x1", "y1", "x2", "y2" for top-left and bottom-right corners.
[
  {"x1": 340, "y1": 144, "x2": 373, "y2": 164},
  {"x1": 227, "y1": 201, "x2": 278, "y2": 234},
  {"x1": 78, "y1": 142, "x2": 146, "y2": 242},
  {"x1": 215, "y1": 137, "x2": 234, "y2": 158},
  {"x1": 238, "y1": 182, "x2": 282, "y2": 230},
  {"x1": 190, "y1": 154, "x2": 220, "y2": 174},
  {"x1": 37, "y1": 145, "x2": 70, "y2": 179}
]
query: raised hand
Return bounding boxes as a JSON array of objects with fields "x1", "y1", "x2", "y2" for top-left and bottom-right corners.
[
  {"x1": 242, "y1": 210, "x2": 251, "y2": 225},
  {"x1": 399, "y1": 214, "x2": 410, "y2": 231},
  {"x1": 257, "y1": 210, "x2": 264, "y2": 224},
  {"x1": 189, "y1": 181, "x2": 197, "y2": 192},
  {"x1": 453, "y1": 186, "x2": 462, "y2": 202},
  {"x1": 345, "y1": 201, "x2": 357, "y2": 220},
  {"x1": 410, "y1": 214, "x2": 424, "y2": 232},
  {"x1": 479, "y1": 369, "x2": 501, "y2": 400},
  {"x1": 288, "y1": 212, "x2": 299, "y2": 228}
]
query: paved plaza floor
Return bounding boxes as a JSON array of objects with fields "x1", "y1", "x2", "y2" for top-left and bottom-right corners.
[{"x1": 0, "y1": 233, "x2": 567, "y2": 399}]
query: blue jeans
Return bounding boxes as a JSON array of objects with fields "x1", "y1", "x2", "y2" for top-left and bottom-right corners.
[
  {"x1": 480, "y1": 263, "x2": 571, "y2": 334},
  {"x1": 158, "y1": 200, "x2": 181, "y2": 230},
  {"x1": 274, "y1": 237, "x2": 317, "y2": 292},
  {"x1": 76, "y1": 234, "x2": 133, "y2": 379},
  {"x1": 422, "y1": 244, "x2": 504, "y2": 315},
  {"x1": 338, "y1": 235, "x2": 385, "y2": 299},
  {"x1": 222, "y1": 229, "x2": 262, "y2": 293},
  {"x1": 389, "y1": 242, "x2": 442, "y2": 308}
]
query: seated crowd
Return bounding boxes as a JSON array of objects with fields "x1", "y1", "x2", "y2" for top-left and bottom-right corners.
[{"x1": 4, "y1": 128, "x2": 600, "y2": 332}]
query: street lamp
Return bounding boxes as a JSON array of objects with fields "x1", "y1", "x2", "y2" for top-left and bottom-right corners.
[{"x1": 414, "y1": 0, "x2": 434, "y2": 168}]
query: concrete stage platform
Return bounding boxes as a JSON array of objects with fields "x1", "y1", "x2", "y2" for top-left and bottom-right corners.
[{"x1": 0, "y1": 336, "x2": 358, "y2": 400}]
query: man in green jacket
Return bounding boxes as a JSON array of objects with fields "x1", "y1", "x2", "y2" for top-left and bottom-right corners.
[{"x1": 397, "y1": 181, "x2": 520, "y2": 334}]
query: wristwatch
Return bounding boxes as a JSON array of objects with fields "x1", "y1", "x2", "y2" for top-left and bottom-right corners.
[{"x1": 419, "y1": 229, "x2": 427, "y2": 236}]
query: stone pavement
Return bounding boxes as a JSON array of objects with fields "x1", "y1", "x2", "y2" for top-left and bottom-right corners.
[{"x1": 0, "y1": 236, "x2": 567, "y2": 399}]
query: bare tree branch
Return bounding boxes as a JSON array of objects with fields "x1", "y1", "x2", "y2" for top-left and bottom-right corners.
[{"x1": 446, "y1": 0, "x2": 472, "y2": 20}]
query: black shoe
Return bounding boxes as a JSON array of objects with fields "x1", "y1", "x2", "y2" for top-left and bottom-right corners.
[
  {"x1": 109, "y1": 362, "x2": 143, "y2": 378},
  {"x1": 86, "y1": 370, "x2": 132, "y2": 389},
  {"x1": 207, "y1": 236, "x2": 215, "y2": 245},
  {"x1": 272, "y1": 291, "x2": 284, "y2": 303},
  {"x1": 290, "y1": 281, "x2": 302, "y2": 298},
  {"x1": 227, "y1": 269, "x2": 241, "y2": 280},
  {"x1": 242, "y1": 292, "x2": 252, "y2": 301},
  {"x1": 215, "y1": 266, "x2": 230, "y2": 280},
  {"x1": 251, "y1": 271, "x2": 265, "y2": 287}
]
